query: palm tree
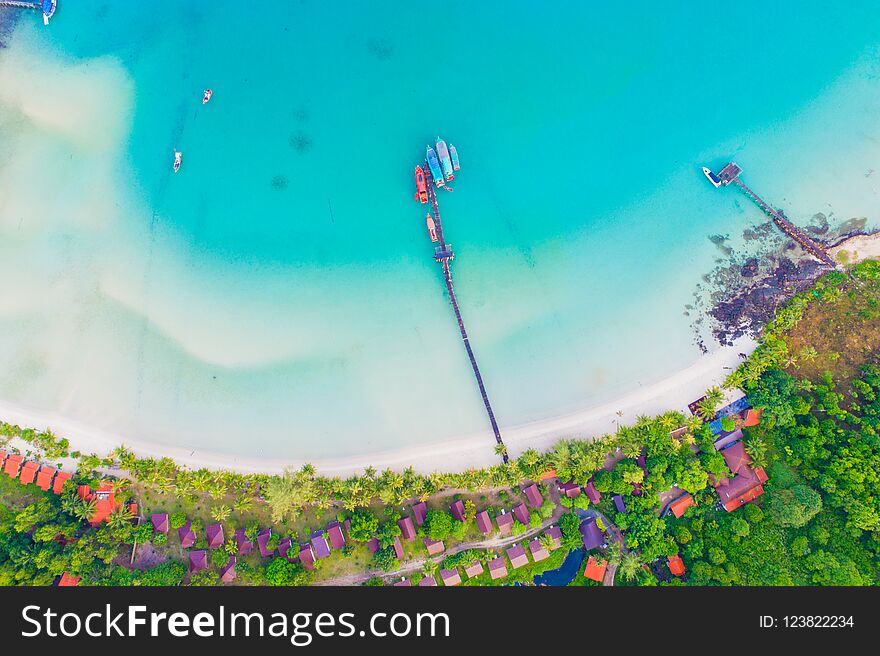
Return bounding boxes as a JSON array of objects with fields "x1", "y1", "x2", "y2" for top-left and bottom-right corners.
[
  {"x1": 744, "y1": 437, "x2": 769, "y2": 469},
  {"x1": 70, "y1": 497, "x2": 97, "y2": 523},
  {"x1": 211, "y1": 504, "x2": 232, "y2": 522},
  {"x1": 618, "y1": 552, "x2": 642, "y2": 582},
  {"x1": 494, "y1": 443, "x2": 508, "y2": 459},
  {"x1": 106, "y1": 505, "x2": 134, "y2": 530}
]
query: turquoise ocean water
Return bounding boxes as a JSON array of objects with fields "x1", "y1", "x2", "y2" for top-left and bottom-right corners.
[{"x1": 0, "y1": 1, "x2": 878, "y2": 461}]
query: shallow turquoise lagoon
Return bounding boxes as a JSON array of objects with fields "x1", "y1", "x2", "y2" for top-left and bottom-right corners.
[{"x1": 0, "y1": 1, "x2": 878, "y2": 461}]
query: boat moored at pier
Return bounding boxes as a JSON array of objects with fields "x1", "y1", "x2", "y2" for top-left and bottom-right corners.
[
  {"x1": 426, "y1": 213, "x2": 438, "y2": 242},
  {"x1": 41, "y1": 0, "x2": 55, "y2": 25},
  {"x1": 702, "y1": 166, "x2": 722, "y2": 188},
  {"x1": 449, "y1": 145, "x2": 460, "y2": 172},
  {"x1": 436, "y1": 137, "x2": 454, "y2": 180},
  {"x1": 414, "y1": 166, "x2": 428, "y2": 203},
  {"x1": 426, "y1": 146, "x2": 444, "y2": 187}
]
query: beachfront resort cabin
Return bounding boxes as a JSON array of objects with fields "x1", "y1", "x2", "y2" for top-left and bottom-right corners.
[
  {"x1": 327, "y1": 520, "x2": 346, "y2": 550},
  {"x1": 583, "y1": 556, "x2": 607, "y2": 582},
  {"x1": 0, "y1": 450, "x2": 6, "y2": 470},
  {"x1": 476, "y1": 510, "x2": 493, "y2": 535},
  {"x1": 52, "y1": 471, "x2": 71, "y2": 495},
  {"x1": 512, "y1": 503, "x2": 530, "y2": 526},
  {"x1": 398, "y1": 515, "x2": 417, "y2": 541},
  {"x1": 488, "y1": 557, "x2": 508, "y2": 580},
  {"x1": 583, "y1": 481, "x2": 601, "y2": 504},
  {"x1": 77, "y1": 481, "x2": 136, "y2": 526},
  {"x1": 545, "y1": 526, "x2": 562, "y2": 550},
  {"x1": 440, "y1": 568, "x2": 461, "y2": 586},
  {"x1": 19, "y1": 461, "x2": 38, "y2": 486},
  {"x1": 179, "y1": 521, "x2": 197, "y2": 548},
  {"x1": 529, "y1": 538, "x2": 549, "y2": 562},
  {"x1": 506, "y1": 544, "x2": 529, "y2": 569},
  {"x1": 667, "y1": 493, "x2": 695, "y2": 519},
  {"x1": 580, "y1": 517, "x2": 606, "y2": 550},
  {"x1": 392, "y1": 536, "x2": 404, "y2": 560},
  {"x1": 411, "y1": 501, "x2": 427, "y2": 526},
  {"x1": 425, "y1": 538, "x2": 444, "y2": 555},
  {"x1": 464, "y1": 561, "x2": 484, "y2": 579},
  {"x1": 558, "y1": 480, "x2": 581, "y2": 498},
  {"x1": 495, "y1": 510, "x2": 514, "y2": 536},
  {"x1": 367, "y1": 538, "x2": 380, "y2": 553},
  {"x1": 151, "y1": 513, "x2": 170, "y2": 534},
  {"x1": 256, "y1": 529, "x2": 273, "y2": 558},
  {"x1": 450, "y1": 499, "x2": 466, "y2": 521},
  {"x1": 234, "y1": 528, "x2": 254, "y2": 556},
  {"x1": 310, "y1": 530, "x2": 331, "y2": 559},
  {"x1": 393, "y1": 579, "x2": 411, "y2": 587},
  {"x1": 220, "y1": 557, "x2": 237, "y2": 584},
  {"x1": 206, "y1": 523, "x2": 225, "y2": 549},
  {"x1": 299, "y1": 544, "x2": 316, "y2": 571},
  {"x1": 713, "y1": 441, "x2": 768, "y2": 512},
  {"x1": 278, "y1": 538, "x2": 294, "y2": 561},
  {"x1": 523, "y1": 483, "x2": 544, "y2": 508},
  {"x1": 668, "y1": 554, "x2": 685, "y2": 577},
  {"x1": 189, "y1": 550, "x2": 208, "y2": 573},
  {"x1": 35, "y1": 465, "x2": 56, "y2": 492},
  {"x1": 713, "y1": 428, "x2": 744, "y2": 451},
  {"x1": 418, "y1": 576, "x2": 437, "y2": 587},
  {"x1": 3, "y1": 453, "x2": 23, "y2": 478},
  {"x1": 612, "y1": 494, "x2": 627, "y2": 514}
]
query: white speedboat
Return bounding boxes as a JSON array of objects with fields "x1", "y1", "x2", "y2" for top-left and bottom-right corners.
[
  {"x1": 42, "y1": 0, "x2": 56, "y2": 26},
  {"x1": 702, "y1": 166, "x2": 722, "y2": 188},
  {"x1": 202, "y1": 89, "x2": 213, "y2": 104},
  {"x1": 173, "y1": 150, "x2": 183, "y2": 173}
]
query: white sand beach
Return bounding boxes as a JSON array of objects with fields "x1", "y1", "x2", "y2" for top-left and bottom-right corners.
[{"x1": 0, "y1": 335, "x2": 755, "y2": 477}]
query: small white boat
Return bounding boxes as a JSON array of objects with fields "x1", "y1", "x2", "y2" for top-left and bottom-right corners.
[
  {"x1": 202, "y1": 89, "x2": 213, "y2": 104},
  {"x1": 702, "y1": 166, "x2": 722, "y2": 188},
  {"x1": 42, "y1": 0, "x2": 56, "y2": 26},
  {"x1": 173, "y1": 150, "x2": 183, "y2": 173}
]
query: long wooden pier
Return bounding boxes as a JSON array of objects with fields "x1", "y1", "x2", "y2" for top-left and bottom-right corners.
[
  {"x1": 424, "y1": 167, "x2": 507, "y2": 462},
  {"x1": 0, "y1": 1, "x2": 39, "y2": 8},
  {"x1": 716, "y1": 162, "x2": 839, "y2": 269}
]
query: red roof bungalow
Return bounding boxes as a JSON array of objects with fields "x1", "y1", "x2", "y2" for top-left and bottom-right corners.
[
  {"x1": 559, "y1": 480, "x2": 581, "y2": 498},
  {"x1": 233, "y1": 528, "x2": 254, "y2": 556},
  {"x1": 583, "y1": 481, "x2": 601, "y2": 504},
  {"x1": 151, "y1": 513, "x2": 170, "y2": 534},
  {"x1": 299, "y1": 544, "x2": 316, "y2": 571},
  {"x1": 440, "y1": 568, "x2": 461, "y2": 586},
  {"x1": 77, "y1": 481, "x2": 134, "y2": 525},
  {"x1": 545, "y1": 526, "x2": 562, "y2": 550},
  {"x1": 0, "y1": 449, "x2": 6, "y2": 466},
  {"x1": 189, "y1": 550, "x2": 208, "y2": 573},
  {"x1": 35, "y1": 465, "x2": 56, "y2": 492},
  {"x1": 398, "y1": 515, "x2": 417, "y2": 541},
  {"x1": 310, "y1": 530, "x2": 331, "y2": 559},
  {"x1": 257, "y1": 529, "x2": 273, "y2": 558},
  {"x1": 529, "y1": 538, "x2": 549, "y2": 562},
  {"x1": 392, "y1": 536, "x2": 404, "y2": 560},
  {"x1": 496, "y1": 511, "x2": 514, "y2": 536},
  {"x1": 538, "y1": 469, "x2": 557, "y2": 481},
  {"x1": 367, "y1": 537, "x2": 380, "y2": 553},
  {"x1": 475, "y1": 510, "x2": 493, "y2": 535},
  {"x1": 327, "y1": 520, "x2": 345, "y2": 550},
  {"x1": 278, "y1": 537, "x2": 294, "y2": 561},
  {"x1": 668, "y1": 554, "x2": 685, "y2": 577},
  {"x1": 418, "y1": 576, "x2": 437, "y2": 587},
  {"x1": 523, "y1": 483, "x2": 543, "y2": 508},
  {"x1": 52, "y1": 471, "x2": 71, "y2": 495},
  {"x1": 744, "y1": 408, "x2": 763, "y2": 427},
  {"x1": 512, "y1": 503, "x2": 530, "y2": 526},
  {"x1": 488, "y1": 557, "x2": 508, "y2": 580},
  {"x1": 506, "y1": 544, "x2": 529, "y2": 569},
  {"x1": 612, "y1": 494, "x2": 627, "y2": 514},
  {"x1": 714, "y1": 442, "x2": 769, "y2": 512},
  {"x1": 583, "y1": 556, "x2": 607, "y2": 582},
  {"x1": 393, "y1": 579, "x2": 411, "y2": 587},
  {"x1": 220, "y1": 556, "x2": 237, "y2": 584},
  {"x1": 424, "y1": 538, "x2": 444, "y2": 555},
  {"x1": 179, "y1": 521, "x2": 197, "y2": 548},
  {"x1": 58, "y1": 572, "x2": 81, "y2": 587},
  {"x1": 206, "y1": 524, "x2": 224, "y2": 549},
  {"x1": 411, "y1": 501, "x2": 427, "y2": 526},
  {"x1": 450, "y1": 499, "x2": 465, "y2": 522},
  {"x1": 3, "y1": 453, "x2": 23, "y2": 478},
  {"x1": 668, "y1": 493, "x2": 695, "y2": 519},
  {"x1": 19, "y1": 461, "x2": 39, "y2": 485},
  {"x1": 464, "y1": 561, "x2": 484, "y2": 578}
]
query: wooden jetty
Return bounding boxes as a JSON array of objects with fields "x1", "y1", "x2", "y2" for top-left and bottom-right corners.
[
  {"x1": 716, "y1": 162, "x2": 839, "y2": 269},
  {"x1": 424, "y1": 166, "x2": 507, "y2": 462},
  {"x1": 0, "y1": 1, "x2": 40, "y2": 8}
]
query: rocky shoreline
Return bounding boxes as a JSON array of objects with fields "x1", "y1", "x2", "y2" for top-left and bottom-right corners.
[{"x1": 689, "y1": 215, "x2": 876, "y2": 351}]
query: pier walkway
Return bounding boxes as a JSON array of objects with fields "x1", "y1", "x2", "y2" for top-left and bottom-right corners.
[
  {"x1": 717, "y1": 162, "x2": 839, "y2": 269},
  {"x1": 0, "y1": 1, "x2": 39, "y2": 8},
  {"x1": 425, "y1": 167, "x2": 507, "y2": 462}
]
